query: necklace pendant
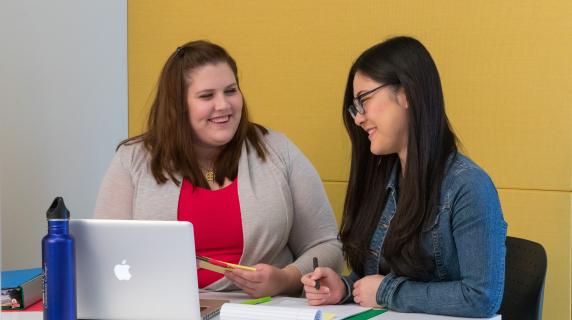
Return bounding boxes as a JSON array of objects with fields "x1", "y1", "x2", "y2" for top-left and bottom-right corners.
[{"x1": 205, "y1": 170, "x2": 215, "y2": 182}]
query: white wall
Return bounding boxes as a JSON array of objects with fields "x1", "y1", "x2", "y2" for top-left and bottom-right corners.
[{"x1": 0, "y1": 0, "x2": 128, "y2": 270}]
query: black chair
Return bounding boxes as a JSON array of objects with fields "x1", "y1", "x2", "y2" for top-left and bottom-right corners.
[{"x1": 499, "y1": 236, "x2": 547, "y2": 320}]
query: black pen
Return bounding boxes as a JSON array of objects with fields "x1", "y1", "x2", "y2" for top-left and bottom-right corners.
[{"x1": 313, "y1": 257, "x2": 320, "y2": 290}]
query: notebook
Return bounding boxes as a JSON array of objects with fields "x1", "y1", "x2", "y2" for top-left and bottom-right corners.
[{"x1": 70, "y1": 219, "x2": 204, "y2": 320}]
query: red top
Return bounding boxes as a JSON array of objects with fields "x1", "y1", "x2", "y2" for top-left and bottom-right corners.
[{"x1": 177, "y1": 178, "x2": 244, "y2": 288}]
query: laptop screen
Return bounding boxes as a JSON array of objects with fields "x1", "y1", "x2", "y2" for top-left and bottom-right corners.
[{"x1": 70, "y1": 219, "x2": 201, "y2": 320}]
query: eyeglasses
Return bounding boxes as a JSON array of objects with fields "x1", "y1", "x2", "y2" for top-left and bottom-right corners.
[{"x1": 347, "y1": 83, "x2": 390, "y2": 119}]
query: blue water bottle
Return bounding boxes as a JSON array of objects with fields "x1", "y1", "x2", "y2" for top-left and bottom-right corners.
[{"x1": 42, "y1": 197, "x2": 77, "y2": 320}]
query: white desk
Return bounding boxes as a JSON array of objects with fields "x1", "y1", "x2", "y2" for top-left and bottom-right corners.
[
  {"x1": 0, "y1": 293, "x2": 501, "y2": 320},
  {"x1": 374, "y1": 313, "x2": 500, "y2": 319},
  {"x1": 0, "y1": 313, "x2": 41, "y2": 320},
  {"x1": 199, "y1": 292, "x2": 501, "y2": 320},
  {"x1": 0, "y1": 310, "x2": 502, "y2": 320}
]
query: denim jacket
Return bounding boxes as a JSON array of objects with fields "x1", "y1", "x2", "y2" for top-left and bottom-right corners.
[{"x1": 341, "y1": 153, "x2": 507, "y2": 318}]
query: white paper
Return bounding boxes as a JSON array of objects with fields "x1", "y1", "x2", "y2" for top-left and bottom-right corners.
[
  {"x1": 220, "y1": 303, "x2": 322, "y2": 320},
  {"x1": 267, "y1": 297, "x2": 370, "y2": 320}
]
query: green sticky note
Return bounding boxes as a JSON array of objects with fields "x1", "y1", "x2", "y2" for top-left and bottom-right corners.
[{"x1": 240, "y1": 296, "x2": 272, "y2": 305}]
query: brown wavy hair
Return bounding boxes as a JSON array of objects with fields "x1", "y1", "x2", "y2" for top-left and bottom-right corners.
[{"x1": 120, "y1": 40, "x2": 268, "y2": 188}]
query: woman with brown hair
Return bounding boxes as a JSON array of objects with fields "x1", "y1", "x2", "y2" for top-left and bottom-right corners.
[{"x1": 94, "y1": 40, "x2": 342, "y2": 297}]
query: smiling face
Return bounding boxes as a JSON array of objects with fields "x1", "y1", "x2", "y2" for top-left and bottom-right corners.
[
  {"x1": 186, "y1": 62, "x2": 243, "y2": 152},
  {"x1": 352, "y1": 71, "x2": 409, "y2": 158}
]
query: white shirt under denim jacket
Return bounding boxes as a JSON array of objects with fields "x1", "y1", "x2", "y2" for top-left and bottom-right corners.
[{"x1": 341, "y1": 152, "x2": 507, "y2": 318}]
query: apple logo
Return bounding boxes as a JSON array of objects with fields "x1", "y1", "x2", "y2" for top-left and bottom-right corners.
[{"x1": 114, "y1": 260, "x2": 132, "y2": 281}]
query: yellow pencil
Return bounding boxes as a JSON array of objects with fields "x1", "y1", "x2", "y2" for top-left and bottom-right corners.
[
  {"x1": 226, "y1": 262, "x2": 256, "y2": 271},
  {"x1": 197, "y1": 256, "x2": 256, "y2": 272}
]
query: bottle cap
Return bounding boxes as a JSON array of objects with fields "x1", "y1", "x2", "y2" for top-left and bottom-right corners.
[{"x1": 46, "y1": 197, "x2": 70, "y2": 220}]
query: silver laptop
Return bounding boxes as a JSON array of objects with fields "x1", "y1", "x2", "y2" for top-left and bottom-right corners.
[{"x1": 70, "y1": 219, "x2": 201, "y2": 320}]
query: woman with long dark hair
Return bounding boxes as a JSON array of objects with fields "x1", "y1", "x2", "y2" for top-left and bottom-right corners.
[
  {"x1": 94, "y1": 40, "x2": 343, "y2": 297},
  {"x1": 302, "y1": 36, "x2": 506, "y2": 317}
]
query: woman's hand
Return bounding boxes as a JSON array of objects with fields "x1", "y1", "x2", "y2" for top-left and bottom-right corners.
[
  {"x1": 352, "y1": 275, "x2": 384, "y2": 308},
  {"x1": 225, "y1": 264, "x2": 301, "y2": 298},
  {"x1": 301, "y1": 267, "x2": 346, "y2": 306}
]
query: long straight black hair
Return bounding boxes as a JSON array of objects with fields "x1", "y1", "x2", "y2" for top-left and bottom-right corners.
[{"x1": 339, "y1": 36, "x2": 458, "y2": 279}]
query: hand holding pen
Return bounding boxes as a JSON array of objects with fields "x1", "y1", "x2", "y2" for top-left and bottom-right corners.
[{"x1": 301, "y1": 258, "x2": 346, "y2": 306}]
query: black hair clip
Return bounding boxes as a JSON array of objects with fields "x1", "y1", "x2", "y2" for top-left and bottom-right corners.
[{"x1": 176, "y1": 46, "x2": 185, "y2": 57}]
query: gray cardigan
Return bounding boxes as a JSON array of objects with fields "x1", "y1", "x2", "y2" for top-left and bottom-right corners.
[{"x1": 94, "y1": 129, "x2": 343, "y2": 291}]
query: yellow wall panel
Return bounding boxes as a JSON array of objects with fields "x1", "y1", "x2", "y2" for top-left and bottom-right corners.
[
  {"x1": 129, "y1": 0, "x2": 572, "y2": 317},
  {"x1": 498, "y1": 189, "x2": 571, "y2": 320},
  {"x1": 128, "y1": 0, "x2": 572, "y2": 190}
]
